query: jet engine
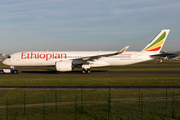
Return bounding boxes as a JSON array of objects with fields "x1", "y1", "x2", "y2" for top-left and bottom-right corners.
[{"x1": 55, "y1": 60, "x2": 73, "y2": 72}]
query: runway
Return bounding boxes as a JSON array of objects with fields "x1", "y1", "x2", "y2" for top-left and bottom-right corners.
[
  {"x1": 1, "y1": 70, "x2": 180, "y2": 76},
  {"x1": 0, "y1": 85, "x2": 180, "y2": 89},
  {"x1": 1, "y1": 65, "x2": 180, "y2": 75}
]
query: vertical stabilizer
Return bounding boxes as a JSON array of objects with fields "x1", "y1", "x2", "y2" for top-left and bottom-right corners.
[{"x1": 142, "y1": 29, "x2": 170, "y2": 52}]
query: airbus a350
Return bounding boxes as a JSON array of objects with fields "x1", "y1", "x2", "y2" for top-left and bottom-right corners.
[{"x1": 3, "y1": 29, "x2": 170, "y2": 73}]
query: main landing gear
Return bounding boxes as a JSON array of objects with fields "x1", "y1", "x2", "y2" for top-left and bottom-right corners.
[
  {"x1": 82, "y1": 64, "x2": 91, "y2": 74},
  {"x1": 82, "y1": 69, "x2": 91, "y2": 74}
]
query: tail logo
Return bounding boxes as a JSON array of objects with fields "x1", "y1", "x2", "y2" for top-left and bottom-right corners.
[
  {"x1": 120, "y1": 48, "x2": 127, "y2": 52},
  {"x1": 144, "y1": 32, "x2": 166, "y2": 51}
]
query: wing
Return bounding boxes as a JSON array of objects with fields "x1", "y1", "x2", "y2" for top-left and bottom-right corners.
[{"x1": 74, "y1": 46, "x2": 129, "y2": 62}]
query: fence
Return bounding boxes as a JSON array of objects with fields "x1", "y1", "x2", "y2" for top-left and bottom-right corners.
[{"x1": 0, "y1": 87, "x2": 180, "y2": 119}]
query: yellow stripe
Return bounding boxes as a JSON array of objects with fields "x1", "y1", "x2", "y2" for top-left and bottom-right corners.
[{"x1": 145, "y1": 40, "x2": 164, "y2": 51}]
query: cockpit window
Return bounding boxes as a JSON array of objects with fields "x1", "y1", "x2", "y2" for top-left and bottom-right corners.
[{"x1": 7, "y1": 56, "x2": 11, "y2": 58}]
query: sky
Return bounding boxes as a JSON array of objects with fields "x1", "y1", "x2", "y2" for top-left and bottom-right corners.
[{"x1": 0, "y1": 0, "x2": 180, "y2": 54}]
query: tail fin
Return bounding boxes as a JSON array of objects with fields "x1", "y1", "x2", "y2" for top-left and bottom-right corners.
[{"x1": 142, "y1": 29, "x2": 170, "y2": 52}]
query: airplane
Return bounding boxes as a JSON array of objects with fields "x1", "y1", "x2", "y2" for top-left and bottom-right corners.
[{"x1": 3, "y1": 29, "x2": 170, "y2": 73}]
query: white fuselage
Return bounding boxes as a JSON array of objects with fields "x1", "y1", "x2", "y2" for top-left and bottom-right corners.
[{"x1": 3, "y1": 51, "x2": 154, "y2": 68}]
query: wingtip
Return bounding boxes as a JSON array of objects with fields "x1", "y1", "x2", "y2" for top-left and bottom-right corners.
[
  {"x1": 161, "y1": 29, "x2": 170, "y2": 33},
  {"x1": 122, "y1": 46, "x2": 129, "y2": 51},
  {"x1": 125, "y1": 46, "x2": 129, "y2": 49},
  {"x1": 118, "y1": 46, "x2": 129, "y2": 53}
]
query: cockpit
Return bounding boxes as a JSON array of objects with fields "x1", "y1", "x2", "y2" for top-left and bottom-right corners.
[
  {"x1": 2, "y1": 55, "x2": 12, "y2": 66},
  {"x1": 7, "y1": 56, "x2": 11, "y2": 59}
]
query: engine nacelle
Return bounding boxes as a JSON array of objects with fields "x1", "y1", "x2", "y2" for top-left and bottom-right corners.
[{"x1": 55, "y1": 60, "x2": 73, "y2": 72}]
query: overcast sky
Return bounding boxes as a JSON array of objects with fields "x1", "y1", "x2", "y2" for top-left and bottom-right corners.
[{"x1": 0, "y1": 0, "x2": 180, "y2": 54}]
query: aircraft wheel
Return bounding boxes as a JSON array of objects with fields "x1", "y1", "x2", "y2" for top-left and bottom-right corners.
[
  {"x1": 14, "y1": 70, "x2": 17, "y2": 74},
  {"x1": 0, "y1": 70, "x2": 3, "y2": 74},
  {"x1": 87, "y1": 69, "x2": 91, "y2": 74},
  {"x1": 82, "y1": 70, "x2": 86, "y2": 74}
]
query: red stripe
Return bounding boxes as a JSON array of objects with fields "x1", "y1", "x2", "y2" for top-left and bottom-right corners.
[{"x1": 146, "y1": 46, "x2": 161, "y2": 51}]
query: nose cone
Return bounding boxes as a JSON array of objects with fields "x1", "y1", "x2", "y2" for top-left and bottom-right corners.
[{"x1": 2, "y1": 59, "x2": 8, "y2": 65}]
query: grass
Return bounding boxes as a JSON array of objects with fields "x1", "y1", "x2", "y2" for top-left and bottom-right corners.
[
  {"x1": 0, "y1": 89, "x2": 180, "y2": 120},
  {"x1": 0, "y1": 89, "x2": 178, "y2": 105},
  {"x1": 2, "y1": 102, "x2": 179, "y2": 120},
  {"x1": 0, "y1": 60, "x2": 180, "y2": 119},
  {"x1": 0, "y1": 74, "x2": 180, "y2": 86}
]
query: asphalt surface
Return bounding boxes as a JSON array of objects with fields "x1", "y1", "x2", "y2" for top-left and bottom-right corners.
[
  {"x1": 1, "y1": 66, "x2": 180, "y2": 75},
  {"x1": 0, "y1": 69, "x2": 180, "y2": 76},
  {"x1": 0, "y1": 85, "x2": 180, "y2": 89},
  {"x1": 23, "y1": 70, "x2": 180, "y2": 75}
]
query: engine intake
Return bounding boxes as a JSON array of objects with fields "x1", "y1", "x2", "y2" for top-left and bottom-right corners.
[{"x1": 55, "y1": 60, "x2": 73, "y2": 72}]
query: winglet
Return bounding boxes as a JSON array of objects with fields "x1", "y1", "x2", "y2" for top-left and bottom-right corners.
[{"x1": 117, "y1": 46, "x2": 129, "y2": 54}]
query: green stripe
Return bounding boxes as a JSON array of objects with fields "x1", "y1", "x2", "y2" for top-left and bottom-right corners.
[{"x1": 145, "y1": 32, "x2": 166, "y2": 50}]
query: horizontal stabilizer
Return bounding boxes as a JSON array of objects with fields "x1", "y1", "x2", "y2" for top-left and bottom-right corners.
[{"x1": 150, "y1": 53, "x2": 174, "y2": 58}]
